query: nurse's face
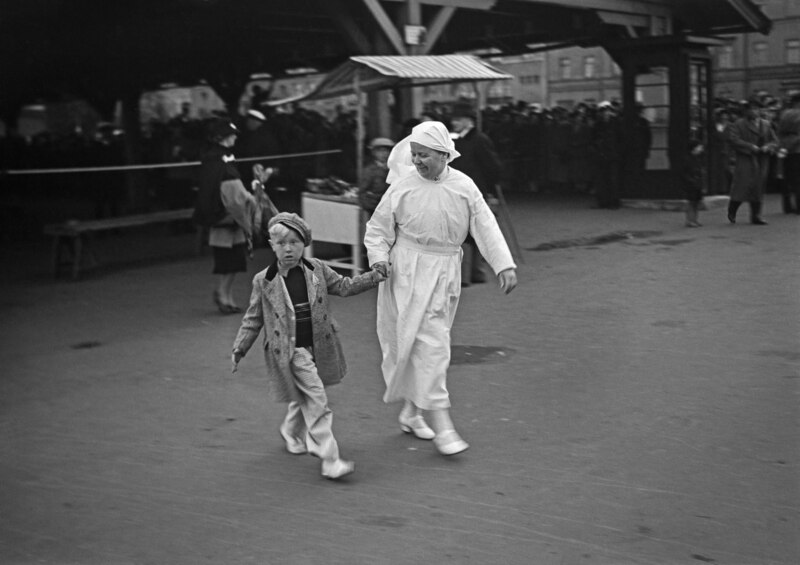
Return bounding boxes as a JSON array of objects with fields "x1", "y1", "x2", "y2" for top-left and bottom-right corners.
[{"x1": 410, "y1": 141, "x2": 448, "y2": 181}]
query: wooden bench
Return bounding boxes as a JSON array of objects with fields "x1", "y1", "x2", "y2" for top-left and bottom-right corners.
[{"x1": 44, "y1": 208, "x2": 202, "y2": 279}]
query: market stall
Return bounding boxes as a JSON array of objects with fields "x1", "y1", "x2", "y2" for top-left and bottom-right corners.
[{"x1": 302, "y1": 54, "x2": 513, "y2": 179}]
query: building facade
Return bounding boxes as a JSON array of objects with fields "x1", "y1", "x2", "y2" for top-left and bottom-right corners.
[
  {"x1": 712, "y1": 0, "x2": 800, "y2": 100},
  {"x1": 540, "y1": 0, "x2": 799, "y2": 107}
]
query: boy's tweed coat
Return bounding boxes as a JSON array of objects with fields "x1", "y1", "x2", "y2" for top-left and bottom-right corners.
[{"x1": 233, "y1": 257, "x2": 381, "y2": 403}]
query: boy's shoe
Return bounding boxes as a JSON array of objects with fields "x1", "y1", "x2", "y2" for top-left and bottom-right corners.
[
  {"x1": 279, "y1": 427, "x2": 308, "y2": 455},
  {"x1": 433, "y1": 430, "x2": 469, "y2": 456},
  {"x1": 399, "y1": 413, "x2": 435, "y2": 440},
  {"x1": 322, "y1": 459, "x2": 355, "y2": 480}
]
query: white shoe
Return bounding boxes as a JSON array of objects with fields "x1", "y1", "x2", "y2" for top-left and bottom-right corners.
[
  {"x1": 322, "y1": 459, "x2": 355, "y2": 480},
  {"x1": 399, "y1": 414, "x2": 435, "y2": 440},
  {"x1": 433, "y1": 430, "x2": 469, "y2": 456},
  {"x1": 279, "y1": 427, "x2": 307, "y2": 455}
]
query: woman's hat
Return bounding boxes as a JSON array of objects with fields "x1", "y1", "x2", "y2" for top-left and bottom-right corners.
[{"x1": 268, "y1": 212, "x2": 312, "y2": 246}]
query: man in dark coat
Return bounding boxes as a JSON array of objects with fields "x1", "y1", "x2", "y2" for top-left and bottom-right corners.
[
  {"x1": 449, "y1": 101, "x2": 503, "y2": 285},
  {"x1": 777, "y1": 93, "x2": 800, "y2": 214},
  {"x1": 591, "y1": 101, "x2": 624, "y2": 208},
  {"x1": 235, "y1": 109, "x2": 282, "y2": 189},
  {"x1": 450, "y1": 102, "x2": 502, "y2": 197}
]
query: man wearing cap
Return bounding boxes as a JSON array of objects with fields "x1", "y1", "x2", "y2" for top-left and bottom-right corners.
[
  {"x1": 232, "y1": 212, "x2": 386, "y2": 480},
  {"x1": 358, "y1": 137, "x2": 394, "y2": 216},
  {"x1": 449, "y1": 101, "x2": 503, "y2": 285},
  {"x1": 235, "y1": 108, "x2": 281, "y2": 188}
]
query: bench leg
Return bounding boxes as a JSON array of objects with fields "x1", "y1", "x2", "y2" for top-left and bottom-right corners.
[
  {"x1": 84, "y1": 233, "x2": 99, "y2": 269},
  {"x1": 51, "y1": 236, "x2": 62, "y2": 277},
  {"x1": 72, "y1": 236, "x2": 83, "y2": 280}
]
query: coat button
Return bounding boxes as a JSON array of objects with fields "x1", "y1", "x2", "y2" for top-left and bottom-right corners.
[
  {"x1": 318, "y1": 297, "x2": 323, "y2": 303},
  {"x1": 274, "y1": 330, "x2": 280, "y2": 336},
  {"x1": 274, "y1": 348, "x2": 280, "y2": 355},
  {"x1": 323, "y1": 314, "x2": 327, "y2": 320}
]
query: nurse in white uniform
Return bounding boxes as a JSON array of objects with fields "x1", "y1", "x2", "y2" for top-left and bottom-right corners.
[{"x1": 364, "y1": 121, "x2": 518, "y2": 456}]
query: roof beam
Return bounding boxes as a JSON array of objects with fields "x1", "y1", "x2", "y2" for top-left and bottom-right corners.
[
  {"x1": 515, "y1": 0, "x2": 671, "y2": 18},
  {"x1": 322, "y1": 0, "x2": 374, "y2": 53},
  {"x1": 420, "y1": 6, "x2": 456, "y2": 54},
  {"x1": 362, "y1": 0, "x2": 408, "y2": 54},
  {"x1": 726, "y1": 0, "x2": 771, "y2": 34},
  {"x1": 381, "y1": 0, "x2": 495, "y2": 8}
]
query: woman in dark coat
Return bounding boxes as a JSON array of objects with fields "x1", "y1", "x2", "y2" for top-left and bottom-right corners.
[{"x1": 193, "y1": 119, "x2": 258, "y2": 313}]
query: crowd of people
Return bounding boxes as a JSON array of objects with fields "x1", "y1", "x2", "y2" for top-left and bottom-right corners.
[{"x1": 2, "y1": 89, "x2": 798, "y2": 230}]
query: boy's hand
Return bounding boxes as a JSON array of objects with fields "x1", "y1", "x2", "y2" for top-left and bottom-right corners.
[
  {"x1": 231, "y1": 350, "x2": 243, "y2": 373},
  {"x1": 498, "y1": 268, "x2": 518, "y2": 295},
  {"x1": 372, "y1": 261, "x2": 391, "y2": 278}
]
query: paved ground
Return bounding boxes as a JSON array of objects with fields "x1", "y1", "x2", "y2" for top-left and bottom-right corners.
[{"x1": 1, "y1": 193, "x2": 798, "y2": 565}]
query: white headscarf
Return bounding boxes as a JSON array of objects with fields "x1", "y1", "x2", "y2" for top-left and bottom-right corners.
[{"x1": 386, "y1": 121, "x2": 461, "y2": 184}]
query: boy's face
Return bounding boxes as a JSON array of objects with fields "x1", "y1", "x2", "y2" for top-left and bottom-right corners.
[{"x1": 270, "y1": 229, "x2": 304, "y2": 270}]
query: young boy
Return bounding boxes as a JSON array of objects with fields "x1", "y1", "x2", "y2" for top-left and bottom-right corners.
[
  {"x1": 683, "y1": 140, "x2": 706, "y2": 227},
  {"x1": 231, "y1": 212, "x2": 385, "y2": 480}
]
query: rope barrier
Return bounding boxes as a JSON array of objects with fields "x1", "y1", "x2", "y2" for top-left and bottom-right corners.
[{"x1": 2, "y1": 149, "x2": 342, "y2": 176}]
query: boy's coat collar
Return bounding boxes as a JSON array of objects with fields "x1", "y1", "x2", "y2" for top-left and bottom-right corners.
[{"x1": 265, "y1": 257, "x2": 315, "y2": 282}]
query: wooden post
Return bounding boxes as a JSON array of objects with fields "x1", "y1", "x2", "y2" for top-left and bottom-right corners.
[
  {"x1": 472, "y1": 82, "x2": 484, "y2": 131},
  {"x1": 355, "y1": 70, "x2": 364, "y2": 184}
]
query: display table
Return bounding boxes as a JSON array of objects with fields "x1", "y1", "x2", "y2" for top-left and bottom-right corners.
[{"x1": 301, "y1": 192, "x2": 363, "y2": 276}]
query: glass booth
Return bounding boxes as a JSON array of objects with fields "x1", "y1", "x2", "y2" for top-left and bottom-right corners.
[{"x1": 609, "y1": 36, "x2": 717, "y2": 200}]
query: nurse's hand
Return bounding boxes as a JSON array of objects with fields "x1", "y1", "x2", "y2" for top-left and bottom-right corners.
[
  {"x1": 231, "y1": 350, "x2": 243, "y2": 373},
  {"x1": 498, "y1": 268, "x2": 517, "y2": 294},
  {"x1": 372, "y1": 261, "x2": 391, "y2": 278}
]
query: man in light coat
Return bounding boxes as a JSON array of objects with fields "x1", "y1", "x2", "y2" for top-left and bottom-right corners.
[{"x1": 727, "y1": 100, "x2": 779, "y2": 225}]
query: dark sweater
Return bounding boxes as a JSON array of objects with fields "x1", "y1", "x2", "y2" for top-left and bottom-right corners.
[{"x1": 284, "y1": 266, "x2": 313, "y2": 347}]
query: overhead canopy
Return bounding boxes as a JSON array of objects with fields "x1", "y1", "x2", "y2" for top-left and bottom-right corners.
[{"x1": 302, "y1": 55, "x2": 514, "y2": 101}]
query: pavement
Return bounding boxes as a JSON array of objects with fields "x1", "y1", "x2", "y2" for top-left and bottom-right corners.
[{"x1": 1, "y1": 193, "x2": 798, "y2": 565}]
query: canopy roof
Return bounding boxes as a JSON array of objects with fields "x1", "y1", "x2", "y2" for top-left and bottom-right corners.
[{"x1": 303, "y1": 55, "x2": 513, "y2": 101}]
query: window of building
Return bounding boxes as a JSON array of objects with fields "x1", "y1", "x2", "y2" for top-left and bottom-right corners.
[
  {"x1": 787, "y1": 39, "x2": 800, "y2": 64},
  {"x1": 752, "y1": 41, "x2": 768, "y2": 66},
  {"x1": 718, "y1": 45, "x2": 734, "y2": 69},
  {"x1": 584, "y1": 56, "x2": 596, "y2": 78},
  {"x1": 559, "y1": 58, "x2": 572, "y2": 80}
]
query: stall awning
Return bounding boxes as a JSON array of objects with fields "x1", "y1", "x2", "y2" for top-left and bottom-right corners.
[{"x1": 303, "y1": 55, "x2": 513, "y2": 101}]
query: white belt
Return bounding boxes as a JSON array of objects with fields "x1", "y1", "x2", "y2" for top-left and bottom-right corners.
[{"x1": 395, "y1": 234, "x2": 461, "y2": 256}]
